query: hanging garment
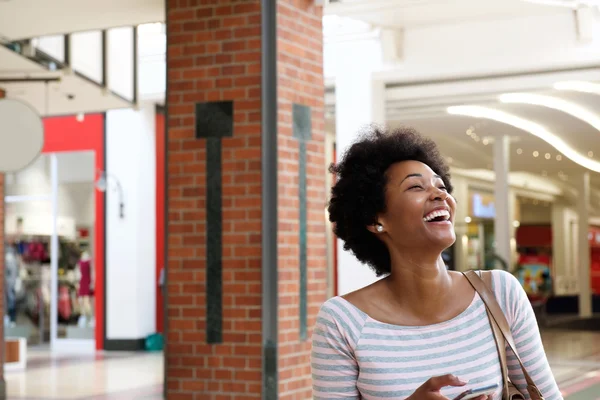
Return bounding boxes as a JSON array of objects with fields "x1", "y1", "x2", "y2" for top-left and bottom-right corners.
[
  {"x1": 78, "y1": 260, "x2": 92, "y2": 297},
  {"x1": 5, "y1": 247, "x2": 18, "y2": 323}
]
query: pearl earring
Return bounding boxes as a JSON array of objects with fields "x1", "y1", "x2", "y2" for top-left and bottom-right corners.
[{"x1": 377, "y1": 225, "x2": 384, "y2": 232}]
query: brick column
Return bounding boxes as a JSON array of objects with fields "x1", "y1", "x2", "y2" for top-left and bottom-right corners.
[{"x1": 166, "y1": 1, "x2": 326, "y2": 399}]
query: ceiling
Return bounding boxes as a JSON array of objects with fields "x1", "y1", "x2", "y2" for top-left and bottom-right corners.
[
  {"x1": 325, "y1": 69, "x2": 600, "y2": 211},
  {"x1": 0, "y1": 0, "x2": 164, "y2": 40},
  {"x1": 326, "y1": 0, "x2": 568, "y2": 28},
  {"x1": 0, "y1": 45, "x2": 131, "y2": 116},
  {"x1": 384, "y1": 85, "x2": 600, "y2": 210}
]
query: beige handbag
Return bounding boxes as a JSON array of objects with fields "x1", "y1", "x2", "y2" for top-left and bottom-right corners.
[{"x1": 463, "y1": 271, "x2": 545, "y2": 400}]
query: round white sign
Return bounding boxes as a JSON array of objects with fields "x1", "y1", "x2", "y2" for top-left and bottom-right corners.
[{"x1": 0, "y1": 99, "x2": 44, "y2": 172}]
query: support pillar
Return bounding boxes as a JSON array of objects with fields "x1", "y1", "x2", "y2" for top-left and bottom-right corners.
[
  {"x1": 334, "y1": 38, "x2": 385, "y2": 295},
  {"x1": 509, "y1": 191, "x2": 518, "y2": 269},
  {"x1": 493, "y1": 135, "x2": 511, "y2": 269},
  {"x1": 576, "y1": 172, "x2": 592, "y2": 318},
  {"x1": 552, "y1": 202, "x2": 570, "y2": 295},
  {"x1": 165, "y1": 2, "x2": 326, "y2": 399},
  {"x1": 452, "y1": 175, "x2": 469, "y2": 271}
]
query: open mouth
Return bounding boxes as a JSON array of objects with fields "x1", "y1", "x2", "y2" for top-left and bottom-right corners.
[{"x1": 423, "y1": 209, "x2": 451, "y2": 223}]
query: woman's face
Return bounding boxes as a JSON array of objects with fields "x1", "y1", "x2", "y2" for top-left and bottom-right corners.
[{"x1": 377, "y1": 160, "x2": 457, "y2": 252}]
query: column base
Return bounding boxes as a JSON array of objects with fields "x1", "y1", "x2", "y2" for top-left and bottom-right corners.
[
  {"x1": 104, "y1": 338, "x2": 147, "y2": 351},
  {"x1": 0, "y1": 377, "x2": 6, "y2": 400}
]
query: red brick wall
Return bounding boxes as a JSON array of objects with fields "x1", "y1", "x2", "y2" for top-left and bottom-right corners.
[
  {"x1": 276, "y1": 1, "x2": 326, "y2": 399},
  {"x1": 166, "y1": 2, "x2": 264, "y2": 398},
  {"x1": 166, "y1": 1, "x2": 326, "y2": 398}
]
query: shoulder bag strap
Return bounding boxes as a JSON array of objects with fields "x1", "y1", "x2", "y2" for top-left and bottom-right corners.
[
  {"x1": 463, "y1": 271, "x2": 544, "y2": 399},
  {"x1": 478, "y1": 272, "x2": 510, "y2": 398}
]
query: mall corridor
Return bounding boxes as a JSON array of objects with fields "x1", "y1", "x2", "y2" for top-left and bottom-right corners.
[
  {"x1": 3, "y1": 0, "x2": 600, "y2": 399},
  {"x1": 3, "y1": 329, "x2": 600, "y2": 399}
]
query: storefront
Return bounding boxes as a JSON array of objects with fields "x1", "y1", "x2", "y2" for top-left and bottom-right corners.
[
  {"x1": 3, "y1": 105, "x2": 164, "y2": 352},
  {"x1": 4, "y1": 114, "x2": 104, "y2": 351},
  {"x1": 462, "y1": 189, "x2": 519, "y2": 271}
]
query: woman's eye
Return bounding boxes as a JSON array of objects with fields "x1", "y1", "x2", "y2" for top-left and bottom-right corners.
[
  {"x1": 409, "y1": 185, "x2": 423, "y2": 190},
  {"x1": 439, "y1": 186, "x2": 447, "y2": 191}
]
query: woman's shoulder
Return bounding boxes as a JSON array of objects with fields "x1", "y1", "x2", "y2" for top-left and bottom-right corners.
[
  {"x1": 318, "y1": 296, "x2": 367, "y2": 322},
  {"x1": 482, "y1": 269, "x2": 527, "y2": 315},
  {"x1": 488, "y1": 268, "x2": 522, "y2": 291},
  {"x1": 315, "y1": 296, "x2": 368, "y2": 339}
]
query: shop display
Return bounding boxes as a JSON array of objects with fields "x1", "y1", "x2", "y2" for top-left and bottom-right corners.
[
  {"x1": 515, "y1": 254, "x2": 552, "y2": 299},
  {"x1": 4, "y1": 244, "x2": 19, "y2": 326},
  {"x1": 3, "y1": 233, "x2": 95, "y2": 343},
  {"x1": 77, "y1": 250, "x2": 94, "y2": 327}
]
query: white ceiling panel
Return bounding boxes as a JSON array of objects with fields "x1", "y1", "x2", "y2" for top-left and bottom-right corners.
[
  {"x1": 1, "y1": 75, "x2": 131, "y2": 117},
  {"x1": 326, "y1": 0, "x2": 567, "y2": 28},
  {"x1": 0, "y1": 0, "x2": 164, "y2": 40}
]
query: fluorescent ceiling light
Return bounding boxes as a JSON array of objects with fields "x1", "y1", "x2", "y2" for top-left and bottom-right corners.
[
  {"x1": 554, "y1": 80, "x2": 600, "y2": 95},
  {"x1": 499, "y1": 93, "x2": 600, "y2": 133},
  {"x1": 447, "y1": 105, "x2": 600, "y2": 173}
]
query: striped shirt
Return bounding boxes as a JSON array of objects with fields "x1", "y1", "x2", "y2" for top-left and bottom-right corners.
[{"x1": 311, "y1": 270, "x2": 562, "y2": 399}]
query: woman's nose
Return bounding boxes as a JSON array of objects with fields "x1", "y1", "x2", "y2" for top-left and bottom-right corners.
[{"x1": 430, "y1": 187, "x2": 447, "y2": 201}]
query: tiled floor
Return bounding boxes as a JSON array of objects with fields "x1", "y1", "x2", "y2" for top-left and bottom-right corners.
[
  {"x1": 4, "y1": 330, "x2": 600, "y2": 399},
  {"x1": 542, "y1": 330, "x2": 600, "y2": 399},
  {"x1": 5, "y1": 349, "x2": 163, "y2": 399}
]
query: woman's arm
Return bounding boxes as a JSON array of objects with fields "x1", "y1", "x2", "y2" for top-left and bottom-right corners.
[
  {"x1": 497, "y1": 271, "x2": 563, "y2": 400},
  {"x1": 311, "y1": 300, "x2": 363, "y2": 399}
]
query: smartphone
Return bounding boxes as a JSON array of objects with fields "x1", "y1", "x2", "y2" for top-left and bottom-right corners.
[{"x1": 453, "y1": 383, "x2": 499, "y2": 400}]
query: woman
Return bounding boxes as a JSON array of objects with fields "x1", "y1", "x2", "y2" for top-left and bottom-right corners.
[{"x1": 312, "y1": 127, "x2": 561, "y2": 400}]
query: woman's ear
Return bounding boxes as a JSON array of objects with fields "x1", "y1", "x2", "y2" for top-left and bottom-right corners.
[{"x1": 367, "y1": 223, "x2": 385, "y2": 234}]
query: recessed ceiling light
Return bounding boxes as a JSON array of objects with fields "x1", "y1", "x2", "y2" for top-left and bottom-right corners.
[
  {"x1": 465, "y1": 216, "x2": 472, "y2": 223},
  {"x1": 466, "y1": 128, "x2": 473, "y2": 135},
  {"x1": 533, "y1": 151, "x2": 539, "y2": 157},
  {"x1": 513, "y1": 220, "x2": 521, "y2": 228},
  {"x1": 556, "y1": 154, "x2": 562, "y2": 161},
  {"x1": 482, "y1": 138, "x2": 489, "y2": 145},
  {"x1": 545, "y1": 153, "x2": 551, "y2": 160},
  {"x1": 589, "y1": 151, "x2": 594, "y2": 157},
  {"x1": 517, "y1": 148, "x2": 523, "y2": 155}
]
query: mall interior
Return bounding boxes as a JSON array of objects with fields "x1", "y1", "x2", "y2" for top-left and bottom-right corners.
[{"x1": 0, "y1": 0, "x2": 600, "y2": 399}]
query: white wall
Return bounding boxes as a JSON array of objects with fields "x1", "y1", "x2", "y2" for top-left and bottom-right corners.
[
  {"x1": 105, "y1": 102, "x2": 156, "y2": 339},
  {"x1": 5, "y1": 152, "x2": 95, "y2": 238}
]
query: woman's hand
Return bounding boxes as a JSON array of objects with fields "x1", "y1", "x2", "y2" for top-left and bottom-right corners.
[{"x1": 406, "y1": 375, "x2": 492, "y2": 400}]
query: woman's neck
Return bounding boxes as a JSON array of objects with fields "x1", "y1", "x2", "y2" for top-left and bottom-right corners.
[{"x1": 383, "y1": 253, "x2": 454, "y2": 317}]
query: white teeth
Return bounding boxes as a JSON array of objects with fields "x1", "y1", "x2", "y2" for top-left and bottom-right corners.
[{"x1": 423, "y1": 209, "x2": 450, "y2": 222}]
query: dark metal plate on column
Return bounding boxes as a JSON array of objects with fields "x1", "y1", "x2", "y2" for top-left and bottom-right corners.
[
  {"x1": 195, "y1": 100, "x2": 234, "y2": 344},
  {"x1": 292, "y1": 103, "x2": 311, "y2": 341}
]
